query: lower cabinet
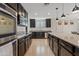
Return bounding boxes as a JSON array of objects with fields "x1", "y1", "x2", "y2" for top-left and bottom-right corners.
[
  {"x1": 74, "y1": 47, "x2": 79, "y2": 56},
  {"x1": 18, "y1": 34, "x2": 32, "y2": 56},
  {"x1": 59, "y1": 40, "x2": 74, "y2": 56},
  {"x1": 53, "y1": 38, "x2": 59, "y2": 56},
  {"x1": 18, "y1": 42, "x2": 25, "y2": 56},
  {"x1": 48, "y1": 34, "x2": 79, "y2": 56},
  {"x1": 48, "y1": 34, "x2": 59, "y2": 56},
  {"x1": 32, "y1": 32, "x2": 45, "y2": 39},
  {"x1": 48, "y1": 34, "x2": 54, "y2": 51},
  {"x1": 49, "y1": 37, "x2": 52, "y2": 49},
  {"x1": 59, "y1": 44, "x2": 73, "y2": 56}
]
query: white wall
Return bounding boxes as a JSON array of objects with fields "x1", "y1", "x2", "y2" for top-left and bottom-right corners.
[
  {"x1": 51, "y1": 16, "x2": 79, "y2": 34},
  {"x1": 57, "y1": 20, "x2": 77, "y2": 33}
]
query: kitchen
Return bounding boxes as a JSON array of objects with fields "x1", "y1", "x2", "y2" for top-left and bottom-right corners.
[{"x1": 0, "y1": 3, "x2": 79, "y2": 56}]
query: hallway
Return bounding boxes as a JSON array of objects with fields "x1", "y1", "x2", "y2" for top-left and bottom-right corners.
[{"x1": 24, "y1": 39, "x2": 54, "y2": 56}]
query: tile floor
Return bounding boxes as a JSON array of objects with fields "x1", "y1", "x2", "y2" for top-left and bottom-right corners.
[{"x1": 24, "y1": 39, "x2": 54, "y2": 56}]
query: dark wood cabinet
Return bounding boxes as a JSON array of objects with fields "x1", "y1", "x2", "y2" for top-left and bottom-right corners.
[
  {"x1": 5, "y1": 3, "x2": 17, "y2": 11},
  {"x1": 48, "y1": 33, "x2": 79, "y2": 56},
  {"x1": 32, "y1": 32, "x2": 45, "y2": 39},
  {"x1": 48, "y1": 34, "x2": 59, "y2": 56},
  {"x1": 48, "y1": 35, "x2": 53, "y2": 50},
  {"x1": 46, "y1": 19, "x2": 51, "y2": 27},
  {"x1": 74, "y1": 47, "x2": 79, "y2": 56},
  {"x1": 18, "y1": 34, "x2": 32, "y2": 56},
  {"x1": 53, "y1": 37, "x2": 59, "y2": 56},
  {"x1": 18, "y1": 41, "x2": 25, "y2": 56},
  {"x1": 18, "y1": 38, "x2": 25, "y2": 56},
  {"x1": 59, "y1": 40, "x2": 74, "y2": 56},
  {"x1": 17, "y1": 3, "x2": 28, "y2": 26},
  {"x1": 59, "y1": 44, "x2": 73, "y2": 56},
  {"x1": 30, "y1": 19, "x2": 35, "y2": 28}
]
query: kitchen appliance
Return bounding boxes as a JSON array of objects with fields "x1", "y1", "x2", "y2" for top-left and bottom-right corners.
[{"x1": 0, "y1": 3, "x2": 16, "y2": 45}]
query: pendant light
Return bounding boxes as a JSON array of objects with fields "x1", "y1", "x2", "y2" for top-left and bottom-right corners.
[
  {"x1": 72, "y1": 3, "x2": 79, "y2": 12},
  {"x1": 56, "y1": 8, "x2": 59, "y2": 20},
  {"x1": 61, "y1": 3, "x2": 66, "y2": 17},
  {"x1": 44, "y1": 3, "x2": 50, "y2": 5}
]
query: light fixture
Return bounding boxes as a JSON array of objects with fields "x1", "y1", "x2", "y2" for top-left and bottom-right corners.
[
  {"x1": 72, "y1": 3, "x2": 79, "y2": 12},
  {"x1": 56, "y1": 8, "x2": 59, "y2": 20},
  {"x1": 61, "y1": 3, "x2": 66, "y2": 17},
  {"x1": 56, "y1": 18, "x2": 59, "y2": 20},
  {"x1": 61, "y1": 14, "x2": 66, "y2": 17},
  {"x1": 48, "y1": 12, "x2": 50, "y2": 15},
  {"x1": 44, "y1": 3, "x2": 50, "y2": 6}
]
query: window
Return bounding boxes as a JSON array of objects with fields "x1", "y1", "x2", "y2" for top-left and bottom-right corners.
[
  {"x1": 30, "y1": 19, "x2": 35, "y2": 27},
  {"x1": 46, "y1": 19, "x2": 51, "y2": 27},
  {"x1": 36, "y1": 19, "x2": 45, "y2": 28}
]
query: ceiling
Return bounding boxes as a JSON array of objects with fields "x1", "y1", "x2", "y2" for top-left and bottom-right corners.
[{"x1": 21, "y1": 3, "x2": 79, "y2": 19}]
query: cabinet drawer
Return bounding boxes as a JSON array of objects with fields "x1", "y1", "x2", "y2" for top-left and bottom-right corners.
[
  {"x1": 53, "y1": 41, "x2": 59, "y2": 56},
  {"x1": 59, "y1": 40, "x2": 74, "y2": 53},
  {"x1": 75, "y1": 47, "x2": 79, "y2": 56},
  {"x1": 59, "y1": 45, "x2": 73, "y2": 56},
  {"x1": 18, "y1": 43, "x2": 25, "y2": 56},
  {"x1": 18, "y1": 38, "x2": 24, "y2": 44}
]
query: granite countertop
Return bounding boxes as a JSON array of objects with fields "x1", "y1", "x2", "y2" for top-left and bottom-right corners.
[
  {"x1": 17, "y1": 33, "x2": 31, "y2": 39},
  {"x1": 0, "y1": 33, "x2": 31, "y2": 46},
  {"x1": 49, "y1": 32, "x2": 79, "y2": 48}
]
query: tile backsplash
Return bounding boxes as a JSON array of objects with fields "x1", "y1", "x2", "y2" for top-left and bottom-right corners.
[{"x1": 17, "y1": 26, "x2": 26, "y2": 35}]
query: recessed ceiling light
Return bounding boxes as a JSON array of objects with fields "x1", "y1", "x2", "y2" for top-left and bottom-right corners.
[{"x1": 48, "y1": 12, "x2": 50, "y2": 15}]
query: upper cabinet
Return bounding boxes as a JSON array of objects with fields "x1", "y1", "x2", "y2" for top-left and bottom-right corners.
[
  {"x1": 46, "y1": 19, "x2": 51, "y2": 27},
  {"x1": 5, "y1": 3, "x2": 17, "y2": 11},
  {"x1": 17, "y1": 3, "x2": 28, "y2": 26}
]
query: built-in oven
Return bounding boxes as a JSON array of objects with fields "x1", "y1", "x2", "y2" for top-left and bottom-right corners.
[{"x1": 0, "y1": 3, "x2": 16, "y2": 45}]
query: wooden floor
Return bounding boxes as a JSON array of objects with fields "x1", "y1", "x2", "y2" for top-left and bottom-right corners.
[{"x1": 24, "y1": 39, "x2": 54, "y2": 56}]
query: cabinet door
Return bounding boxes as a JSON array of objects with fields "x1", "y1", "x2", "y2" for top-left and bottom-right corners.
[
  {"x1": 75, "y1": 47, "x2": 79, "y2": 56},
  {"x1": 24, "y1": 39, "x2": 26, "y2": 53},
  {"x1": 46, "y1": 19, "x2": 51, "y2": 27},
  {"x1": 30, "y1": 19, "x2": 35, "y2": 27},
  {"x1": 59, "y1": 45, "x2": 73, "y2": 56},
  {"x1": 19, "y1": 43, "x2": 25, "y2": 56},
  {"x1": 5, "y1": 3, "x2": 17, "y2": 11},
  {"x1": 53, "y1": 38, "x2": 59, "y2": 56},
  {"x1": 49, "y1": 37, "x2": 53, "y2": 49}
]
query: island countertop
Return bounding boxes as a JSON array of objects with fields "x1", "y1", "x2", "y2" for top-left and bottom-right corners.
[{"x1": 48, "y1": 32, "x2": 79, "y2": 48}]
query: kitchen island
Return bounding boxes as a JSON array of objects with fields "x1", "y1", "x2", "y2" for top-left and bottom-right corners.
[{"x1": 48, "y1": 32, "x2": 79, "y2": 56}]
